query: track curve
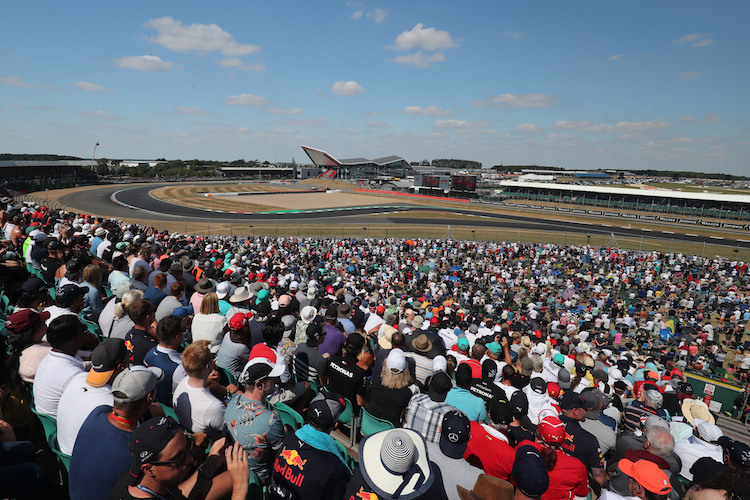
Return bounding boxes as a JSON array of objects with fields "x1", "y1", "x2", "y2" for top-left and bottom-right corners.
[{"x1": 59, "y1": 183, "x2": 750, "y2": 250}]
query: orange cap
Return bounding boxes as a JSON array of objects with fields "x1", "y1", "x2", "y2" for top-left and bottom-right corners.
[{"x1": 618, "y1": 459, "x2": 671, "y2": 495}]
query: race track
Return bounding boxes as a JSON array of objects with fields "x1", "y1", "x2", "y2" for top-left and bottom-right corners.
[{"x1": 60, "y1": 183, "x2": 750, "y2": 250}]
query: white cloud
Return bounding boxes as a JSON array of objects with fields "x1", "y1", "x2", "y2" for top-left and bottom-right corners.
[
  {"x1": 351, "y1": 10, "x2": 363, "y2": 20},
  {"x1": 389, "y1": 24, "x2": 458, "y2": 51},
  {"x1": 225, "y1": 93, "x2": 270, "y2": 106},
  {"x1": 676, "y1": 71, "x2": 706, "y2": 80},
  {"x1": 552, "y1": 120, "x2": 594, "y2": 130},
  {"x1": 366, "y1": 120, "x2": 390, "y2": 128},
  {"x1": 403, "y1": 105, "x2": 452, "y2": 116},
  {"x1": 73, "y1": 81, "x2": 110, "y2": 92},
  {"x1": 702, "y1": 113, "x2": 720, "y2": 123},
  {"x1": 368, "y1": 8, "x2": 388, "y2": 23},
  {"x1": 516, "y1": 123, "x2": 543, "y2": 133},
  {"x1": 0, "y1": 75, "x2": 32, "y2": 87},
  {"x1": 391, "y1": 51, "x2": 446, "y2": 68},
  {"x1": 674, "y1": 33, "x2": 713, "y2": 48},
  {"x1": 587, "y1": 119, "x2": 671, "y2": 134},
  {"x1": 280, "y1": 118, "x2": 328, "y2": 127},
  {"x1": 75, "y1": 110, "x2": 116, "y2": 120},
  {"x1": 332, "y1": 80, "x2": 364, "y2": 96},
  {"x1": 608, "y1": 54, "x2": 622, "y2": 61},
  {"x1": 144, "y1": 16, "x2": 261, "y2": 56},
  {"x1": 216, "y1": 58, "x2": 266, "y2": 71},
  {"x1": 434, "y1": 119, "x2": 471, "y2": 129},
  {"x1": 473, "y1": 93, "x2": 559, "y2": 109},
  {"x1": 267, "y1": 107, "x2": 302, "y2": 115},
  {"x1": 363, "y1": 111, "x2": 379, "y2": 117},
  {"x1": 678, "y1": 116, "x2": 696, "y2": 123},
  {"x1": 113, "y1": 55, "x2": 175, "y2": 72},
  {"x1": 504, "y1": 30, "x2": 525, "y2": 39},
  {"x1": 175, "y1": 106, "x2": 211, "y2": 115}
]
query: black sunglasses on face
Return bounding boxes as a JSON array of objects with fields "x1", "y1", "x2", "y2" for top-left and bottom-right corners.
[{"x1": 149, "y1": 434, "x2": 194, "y2": 468}]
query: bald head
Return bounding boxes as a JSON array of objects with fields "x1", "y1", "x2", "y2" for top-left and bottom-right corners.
[{"x1": 471, "y1": 344, "x2": 487, "y2": 360}]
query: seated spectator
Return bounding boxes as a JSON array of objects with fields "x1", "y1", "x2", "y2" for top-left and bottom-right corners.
[
  {"x1": 293, "y1": 321, "x2": 328, "y2": 387},
  {"x1": 325, "y1": 333, "x2": 369, "y2": 409},
  {"x1": 464, "y1": 400, "x2": 517, "y2": 478},
  {"x1": 270, "y1": 392, "x2": 352, "y2": 500},
  {"x1": 318, "y1": 306, "x2": 347, "y2": 358},
  {"x1": 68, "y1": 366, "x2": 162, "y2": 500},
  {"x1": 424, "y1": 410, "x2": 483, "y2": 495},
  {"x1": 124, "y1": 298, "x2": 158, "y2": 365},
  {"x1": 144, "y1": 272, "x2": 168, "y2": 308},
  {"x1": 600, "y1": 459, "x2": 672, "y2": 500},
  {"x1": 107, "y1": 254, "x2": 130, "y2": 292},
  {"x1": 191, "y1": 292, "x2": 227, "y2": 354},
  {"x1": 33, "y1": 315, "x2": 89, "y2": 418},
  {"x1": 155, "y1": 281, "x2": 186, "y2": 321},
  {"x1": 404, "y1": 370, "x2": 454, "y2": 443},
  {"x1": 215, "y1": 312, "x2": 252, "y2": 379},
  {"x1": 0, "y1": 417, "x2": 41, "y2": 500},
  {"x1": 43, "y1": 282, "x2": 86, "y2": 326},
  {"x1": 224, "y1": 350, "x2": 286, "y2": 483},
  {"x1": 108, "y1": 288, "x2": 143, "y2": 340},
  {"x1": 79, "y1": 263, "x2": 104, "y2": 320},
  {"x1": 144, "y1": 315, "x2": 187, "y2": 406},
  {"x1": 445, "y1": 363, "x2": 487, "y2": 423},
  {"x1": 107, "y1": 417, "x2": 247, "y2": 500},
  {"x1": 5, "y1": 309, "x2": 50, "y2": 383},
  {"x1": 173, "y1": 340, "x2": 228, "y2": 440},
  {"x1": 57, "y1": 338, "x2": 128, "y2": 455},
  {"x1": 366, "y1": 348, "x2": 419, "y2": 427}
]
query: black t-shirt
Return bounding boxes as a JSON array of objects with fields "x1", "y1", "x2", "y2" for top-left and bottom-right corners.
[
  {"x1": 469, "y1": 378, "x2": 508, "y2": 411},
  {"x1": 269, "y1": 431, "x2": 351, "y2": 500},
  {"x1": 508, "y1": 424, "x2": 536, "y2": 448},
  {"x1": 125, "y1": 327, "x2": 158, "y2": 366},
  {"x1": 326, "y1": 354, "x2": 368, "y2": 406},
  {"x1": 107, "y1": 470, "x2": 188, "y2": 500},
  {"x1": 365, "y1": 380, "x2": 416, "y2": 427},
  {"x1": 40, "y1": 255, "x2": 61, "y2": 285}
]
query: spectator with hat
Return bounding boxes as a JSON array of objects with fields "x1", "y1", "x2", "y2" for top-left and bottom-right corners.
[
  {"x1": 144, "y1": 315, "x2": 188, "y2": 405},
  {"x1": 600, "y1": 459, "x2": 672, "y2": 500},
  {"x1": 673, "y1": 417, "x2": 724, "y2": 481},
  {"x1": 224, "y1": 349, "x2": 286, "y2": 483},
  {"x1": 404, "y1": 333, "x2": 437, "y2": 384},
  {"x1": 33, "y1": 315, "x2": 91, "y2": 418},
  {"x1": 366, "y1": 348, "x2": 420, "y2": 426},
  {"x1": 68, "y1": 365, "x2": 163, "y2": 500},
  {"x1": 58, "y1": 338, "x2": 128, "y2": 455},
  {"x1": 269, "y1": 392, "x2": 351, "y2": 500},
  {"x1": 424, "y1": 410, "x2": 483, "y2": 496},
  {"x1": 43, "y1": 282, "x2": 87, "y2": 325},
  {"x1": 446, "y1": 363, "x2": 488, "y2": 422},
  {"x1": 579, "y1": 388, "x2": 617, "y2": 458},
  {"x1": 215, "y1": 312, "x2": 252, "y2": 379},
  {"x1": 190, "y1": 276, "x2": 215, "y2": 313},
  {"x1": 512, "y1": 445, "x2": 551, "y2": 499},
  {"x1": 325, "y1": 332, "x2": 369, "y2": 409},
  {"x1": 559, "y1": 391, "x2": 606, "y2": 486},
  {"x1": 5, "y1": 308, "x2": 51, "y2": 383},
  {"x1": 404, "y1": 370, "x2": 454, "y2": 443},
  {"x1": 470, "y1": 358, "x2": 509, "y2": 412},
  {"x1": 508, "y1": 391, "x2": 536, "y2": 446},
  {"x1": 342, "y1": 428, "x2": 448, "y2": 500}
]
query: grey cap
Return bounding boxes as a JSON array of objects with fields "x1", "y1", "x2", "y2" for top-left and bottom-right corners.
[
  {"x1": 557, "y1": 368, "x2": 571, "y2": 389},
  {"x1": 112, "y1": 366, "x2": 163, "y2": 403}
]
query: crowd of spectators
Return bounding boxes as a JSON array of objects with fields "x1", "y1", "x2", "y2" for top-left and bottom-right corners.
[{"x1": 1, "y1": 194, "x2": 750, "y2": 500}]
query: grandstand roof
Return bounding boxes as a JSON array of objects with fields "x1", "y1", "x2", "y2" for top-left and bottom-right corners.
[
  {"x1": 0, "y1": 160, "x2": 97, "y2": 168},
  {"x1": 301, "y1": 145, "x2": 408, "y2": 168},
  {"x1": 499, "y1": 180, "x2": 750, "y2": 204}
]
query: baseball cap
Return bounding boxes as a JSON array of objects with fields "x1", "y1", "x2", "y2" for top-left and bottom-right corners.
[
  {"x1": 278, "y1": 295, "x2": 291, "y2": 308},
  {"x1": 485, "y1": 342, "x2": 502, "y2": 356},
  {"x1": 489, "y1": 400, "x2": 512, "y2": 425},
  {"x1": 386, "y1": 348, "x2": 407, "y2": 374},
  {"x1": 512, "y1": 445, "x2": 550, "y2": 498},
  {"x1": 375, "y1": 305, "x2": 385, "y2": 315},
  {"x1": 529, "y1": 377, "x2": 546, "y2": 395},
  {"x1": 345, "y1": 333, "x2": 365, "y2": 351},
  {"x1": 112, "y1": 366, "x2": 164, "y2": 403},
  {"x1": 56, "y1": 283, "x2": 86, "y2": 307},
  {"x1": 87, "y1": 338, "x2": 127, "y2": 388},
  {"x1": 308, "y1": 392, "x2": 345, "y2": 429},
  {"x1": 238, "y1": 344, "x2": 285, "y2": 385},
  {"x1": 560, "y1": 391, "x2": 596, "y2": 411},
  {"x1": 580, "y1": 389, "x2": 602, "y2": 418},
  {"x1": 510, "y1": 391, "x2": 529, "y2": 417},
  {"x1": 592, "y1": 369, "x2": 608, "y2": 383},
  {"x1": 557, "y1": 368, "x2": 571, "y2": 389},
  {"x1": 546, "y1": 382, "x2": 561, "y2": 399},
  {"x1": 427, "y1": 371, "x2": 452, "y2": 403},
  {"x1": 439, "y1": 410, "x2": 471, "y2": 459},
  {"x1": 5, "y1": 309, "x2": 50, "y2": 334},
  {"x1": 618, "y1": 459, "x2": 672, "y2": 495},
  {"x1": 128, "y1": 416, "x2": 182, "y2": 475},
  {"x1": 520, "y1": 357, "x2": 533, "y2": 376},
  {"x1": 538, "y1": 414, "x2": 566, "y2": 445},
  {"x1": 21, "y1": 277, "x2": 48, "y2": 296},
  {"x1": 718, "y1": 436, "x2": 750, "y2": 467},
  {"x1": 456, "y1": 337, "x2": 470, "y2": 351},
  {"x1": 229, "y1": 312, "x2": 250, "y2": 330}
]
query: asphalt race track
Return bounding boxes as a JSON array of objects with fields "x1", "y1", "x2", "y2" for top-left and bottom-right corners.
[{"x1": 60, "y1": 183, "x2": 750, "y2": 250}]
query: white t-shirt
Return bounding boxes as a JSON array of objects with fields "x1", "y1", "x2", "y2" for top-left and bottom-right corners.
[
  {"x1": 172, "y1": 378, "x2": 225, "y2": 439},
  {"x1": 42, "y1": 305, "x2": 76, "y2": 326},
  {"x1": 56, "y1": 372, "x2": 114, "y2": 455},
  {"x1": 33, "y1": 350, "x2": 86, "y2": 418},
  {"x1": 191, "y1": 313, "x2": 227, "y2": 353}
]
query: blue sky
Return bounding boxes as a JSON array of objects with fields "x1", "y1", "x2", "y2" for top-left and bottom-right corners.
[{"x1": 2, "y1": 1, "x2": 749, "y2": 174}]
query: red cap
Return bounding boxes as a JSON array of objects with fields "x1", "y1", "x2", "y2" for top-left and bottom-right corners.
[
  {"x1": 229, "y1": 312, "x2": 249, "y2": 330},
  {"x1": 430, "y1": 317, "x2": 439, "y2": 325},
  {"x1": 538, "y1": 414, "x2": 565, "y2": 445},
  {"x1": 5, "y1": 309, "x2": 50, "y2": 334},
  {"x1": 376, "y1": 305, "x2": 385, "y2": 315},
  {"x1": 546, "y1": 382, "x2": 561, "y2": 398}
]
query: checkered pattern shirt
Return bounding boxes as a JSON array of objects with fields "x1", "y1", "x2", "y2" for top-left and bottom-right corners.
[{"x1": 404, "y1": 393, "x2": 453, "y2": 444}]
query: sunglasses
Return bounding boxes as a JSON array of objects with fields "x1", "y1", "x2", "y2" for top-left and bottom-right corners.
[{"x1": 150, "y1": 433, "x2": 194, "y2": 468}]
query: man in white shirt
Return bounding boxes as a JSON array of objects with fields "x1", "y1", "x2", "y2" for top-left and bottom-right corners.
[
  {"x1": 33, "y1": 315, "x2": 89, "y2": 418},
  {"x1": 57, "y1": 338, "x2": 128, "y2": 454},
  {"x1": 42, "y1": 283, "x2": 86, "y2": 326},
  {"x1": 173, "y1": 340, "x2": 229, "y2": 440},
  {"x1": 673, "y1": 420, "x2": 725, "y2": 481}
]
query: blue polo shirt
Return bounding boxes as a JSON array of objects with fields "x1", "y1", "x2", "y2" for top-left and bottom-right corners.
[{"x1": 444, "y1": 387, "x2": 487, "y2": 422}]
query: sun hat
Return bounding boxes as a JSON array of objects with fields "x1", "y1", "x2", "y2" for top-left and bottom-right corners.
[
  {"x1": 87, "y1": 338, "x2": 128, "y2": 388},
  {"x1": 520, "y1": 357, "x2": 533, "y2": 376},
  {"x1": 194, "y1": 277, "x2": 215, "y2": 294},
  {"x1": 229, "y1": 287, "x2": 251, "y2": 303},
  {"x1": 617, "y1": 459, "x2": 672, "y2": 495},
  {"x1": 682, "y1": 398, "x2": 715, "y2": 426},
  {"x1": 300, "y1": 305, "x2": 317, "y2": 324},
  {"x1": 357, "y1": 429, "x2": 434, "y2": 499},
  {"x1": 694, "y1": 419, "x2": 723, "y2": 443},
  {"x1": 439, "y1": 410, "x2": 471, "y2": 459},
  {"x1": 512, "y1": 445, "x2": 550, "y2": 498},
  {"x1": 412, "y1": 334, "x2": 433, "y2": 354},
  {"x1": 386, "y1": 348, "x2": 407, "y2": 374}
]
